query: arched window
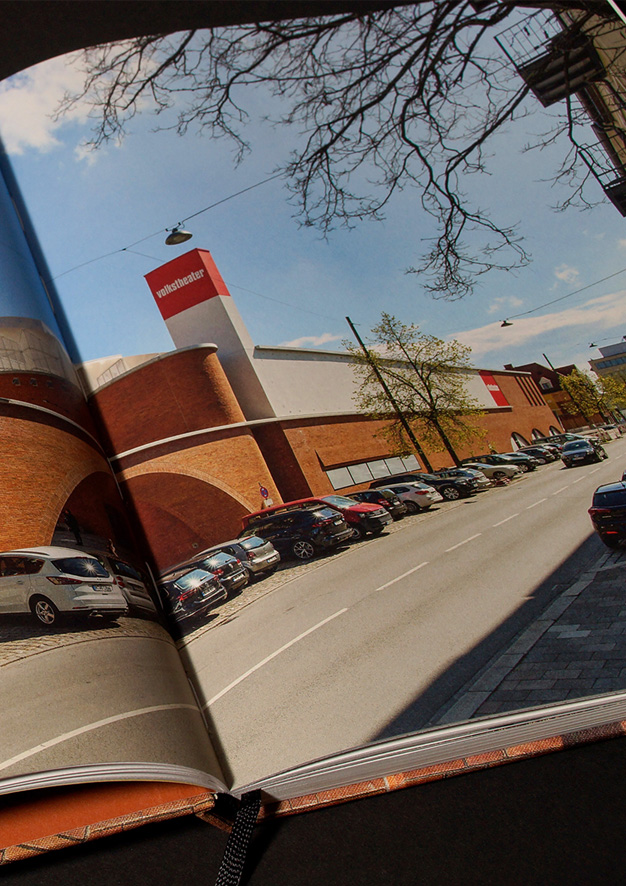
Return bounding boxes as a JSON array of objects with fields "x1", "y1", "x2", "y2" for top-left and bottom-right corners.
[
  {"x1": 531, "y1": 428, "x2": 544, "y2": 440},
  {"x1": 549, "y1": 425, "x2": 561, "y2": 436},
  {"x1": 510, "y1": 432, "x2": 529, "y2": 449}
]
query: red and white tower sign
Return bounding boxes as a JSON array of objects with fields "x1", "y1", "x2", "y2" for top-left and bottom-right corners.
[{"x1": 144, "y1": 248, "x2": 274, "y2": 420}]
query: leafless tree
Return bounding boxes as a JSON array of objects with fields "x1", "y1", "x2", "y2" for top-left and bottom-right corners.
[{"x1": 57, "y1": 1, "x2": 625, "y2": 298}]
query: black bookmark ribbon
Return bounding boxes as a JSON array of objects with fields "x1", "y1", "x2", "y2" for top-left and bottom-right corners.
[{"x1": 214, "y1": 790, "x2": 262, "y2": 886}]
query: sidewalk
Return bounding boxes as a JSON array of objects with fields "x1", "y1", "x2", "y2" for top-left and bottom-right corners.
[{"x1": 437, "y1": 545, "x2": 626, "y2": 725}]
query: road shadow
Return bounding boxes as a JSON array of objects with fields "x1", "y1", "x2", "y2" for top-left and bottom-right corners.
[{"x1": 371, "y1": 531, "x2": 606, "y2": 741}]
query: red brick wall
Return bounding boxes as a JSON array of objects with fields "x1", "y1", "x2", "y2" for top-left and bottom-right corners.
[
  {"x1": 117, "y1": 430, "x2": 280, "y2": 571},
  {"x1": 0, "y1": 413, "x2": 119, "y2": 550},
  {"x1": 90, "y1": 347, "x2": 245, "y2": 455},
  {"x1": 0, "y1": 371, "x2": 95, "y2": 431}
]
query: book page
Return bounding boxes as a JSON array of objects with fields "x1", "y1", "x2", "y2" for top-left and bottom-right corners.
[
  {"x1": 3, "y1": 7, "x2": 626, "y2": 793},
  {"x1": 0, "y1": 155, "x2": 225, "y2": 792}
]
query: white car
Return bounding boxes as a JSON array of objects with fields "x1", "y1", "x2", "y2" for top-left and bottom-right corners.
[
  {"x1": 462, "y1": 461, "x2": 520, "y2": 480},
  {"x1": 0, "y1": 546, "x2": 128, "y2": 628},
  {"x1": 384, "y1": 482, "x2": 443, "y2": 513}
]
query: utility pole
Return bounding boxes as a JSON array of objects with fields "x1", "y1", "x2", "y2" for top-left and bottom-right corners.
[{"x1": 346, "y1": 316, "x2": 433, "y2": 473}]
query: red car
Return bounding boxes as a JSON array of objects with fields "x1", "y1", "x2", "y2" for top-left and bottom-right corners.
[{"x1": 243, "y1": 495, "x2": 392, "y2": 541}]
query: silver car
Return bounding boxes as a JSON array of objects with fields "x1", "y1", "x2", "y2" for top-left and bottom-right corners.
[
  {"x1": 462, "y1": 461, "x2": 520, "y2": 480},
  {"x1": 0, "y1": 546, "x2": 127, "y2": 627},
  {"x1": 95, "y1": 554, "x2": 158, "y2": 617},
  {"x1": 384, "y1": 482, "x2": 443, "y2": 513}
]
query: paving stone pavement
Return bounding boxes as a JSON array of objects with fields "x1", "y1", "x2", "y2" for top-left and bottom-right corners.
[{"x1": 437, "y1": 545, "x2": 626, "y2": 725}]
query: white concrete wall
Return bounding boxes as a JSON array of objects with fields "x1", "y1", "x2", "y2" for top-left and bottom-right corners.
[{"x1": 249, "y1": 346, "x2": 506, "y2": 417}]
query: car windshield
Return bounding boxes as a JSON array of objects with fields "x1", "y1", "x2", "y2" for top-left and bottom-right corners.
[
  {"x1": 201, "y1": 553, "x2": 234, "y2": 568},
  {"x1": 52, "y1": 557, "x2": 109, "y2": 578},
  {"x1": 108, "y1": 558, "x2": 143, "y2": 580},
  {"x1": 238, "y1": 536, "x2": 266, "y2": 550},
  {"x1": 593, "y1": 490, "x2": 626, "y2": 507},
  {"x1": 311, "y1": 507, "x2": 340, "y2": 521},
  {"x1": 563, "y1": 441, "x2": 590, "y2": 451},
  {"x1": 322, "y1": 495, "x2": 357, "y2": 508},
  {"x1": 173, "y1": 569, "x2": 212, "y2": 590}
]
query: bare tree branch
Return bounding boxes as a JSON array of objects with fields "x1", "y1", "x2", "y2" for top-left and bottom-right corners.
[{"x1": 56, "y1": 1, "x2": 625, "y2": 298}]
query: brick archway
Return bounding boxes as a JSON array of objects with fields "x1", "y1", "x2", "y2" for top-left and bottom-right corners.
[{"x1": 121, "y1": 472, "x2": 254, "y2": 572}]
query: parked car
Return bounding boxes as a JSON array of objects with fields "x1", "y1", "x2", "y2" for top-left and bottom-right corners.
[
  {"x1": 167, "y1": 550, "x2": 248, "y2": 597},
  {"x1": 531, "y1": 433, "x2": 587, "y2": 451},
  {"x1": 517, "y1": 445, "x2": 559, "y2": 463},
  {"x1": 241, "y1": 504, "x2": 353, "y2": 560},
  {"x1": 243, "y1": 496, "x2": 391, "y2": 542},
  {"x1": 588, "y1": 482, "x2": 626, "y2": 548},
  {"x1": 370, "y1": 472, "x2": 476, "y2": 501},
  {"x1": 462, "y1": 453, "x2": 538, "y2": 473},
  {"x1": 0, "y1": 546, "x2": 127, "y2": 627},
  {"x1": 561, "y1": 438, "x2": 608, "y2": 467},
  {"x1": 95, "y1": 554, "x2": 158, "y2": 618},
  {"x1": 158, "y1": 567, "x2": 227, "y2": 629},
  {"x1": 461, "y1": 461, "x2": 520, "y2": 480},
  {"x1": 347, "y1": 488, "x2": 408, "y2": 520},
  {"x1": 435, "y1": 467, "x2": 491, "y2": 491},
  {"x1": 179, "y1": 536, "x2": 280, "y2": 583},
  {"x1": 383, "y1": 481, "x2": 443, "y2": 513},
  {"x1": 320, "y1": 494, "x2": 393, "y2": 539}
]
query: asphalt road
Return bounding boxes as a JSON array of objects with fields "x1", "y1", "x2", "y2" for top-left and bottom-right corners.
[
  {"x1": 0, "y1": 632, "x2": 221, "y2": 781},
  {"x1": 182, "y1": 438, "x2": 626, "y2": 788}
]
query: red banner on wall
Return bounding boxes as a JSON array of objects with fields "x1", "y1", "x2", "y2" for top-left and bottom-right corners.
[
  {"x1": 144, "y1": 249, "x2": 231, "y2": 320},
  {"x1": 479, "y1": 370, "x2": 510, "y2": 407}
]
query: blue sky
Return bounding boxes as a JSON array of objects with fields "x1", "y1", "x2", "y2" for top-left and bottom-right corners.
[{"x1": 0, "y1": 37, "x2": 625, "y2": 374}]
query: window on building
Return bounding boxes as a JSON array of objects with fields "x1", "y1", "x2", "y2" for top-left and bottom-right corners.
[
  {"x1": 326, "y1": 454, "x2": 421, "y2": 490},
  {"x1": 510, "y1": 432, "x2": 529, "y2": 449}
]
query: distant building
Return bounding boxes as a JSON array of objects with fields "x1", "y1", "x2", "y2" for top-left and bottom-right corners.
[
  {"x1": 589, "y1": 340, "x2": 626, "y2": 381},
  {"x1": 496, "y1": 7, "x2": 626, "y2": 214},
  {"x1": 503, "y1": 360, "x2": 604, "y2": 430}
]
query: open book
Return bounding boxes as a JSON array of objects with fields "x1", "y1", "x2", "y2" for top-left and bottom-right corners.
[{"x1": 2, "y1": 4, "x2": 626, "y2": 866}]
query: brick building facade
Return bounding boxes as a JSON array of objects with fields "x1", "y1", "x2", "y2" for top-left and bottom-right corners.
[{"x1": 80, "y1": 249, "x2": 561, "y2": 572}]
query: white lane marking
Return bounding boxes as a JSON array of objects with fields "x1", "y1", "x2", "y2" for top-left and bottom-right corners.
[
  {"x1": 590, "y1": 467, "x2": 602, "y2": 474},
  {"x1": 206, "y1": 609, "x2": 348, "y2": 707},
  {"x1": 493, "y1": 513, "x2": 519, "y2": 527},
  {"x1": 526, "y1": 498, "x2": 547, "y2": 510},
  {"x1": 572, "y1": 475, "x2": 586, "y2": 484},
  {"x1": 376, "y1": 561, "x2": 429, "y2": 591},
  {"x1": 0, "y1": 704, "x2": 199, "y2": 772},
  {"x1": 445, "y1": 533, "x2": 481, "y2": 553},
  {"x1": 551, "y1": 486, "x2": 570, "y2": 495}
]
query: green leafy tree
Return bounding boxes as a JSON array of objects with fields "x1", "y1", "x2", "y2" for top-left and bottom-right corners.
[
  {"x1": 559, "y1": 368, "x2": 626, "y2": 423},
  {"x1": 57, "y1": 2, "x2": 623, "y2": 299},
  {"x1": 346, "y1": 312, "x2": 485, "y2": 466}
]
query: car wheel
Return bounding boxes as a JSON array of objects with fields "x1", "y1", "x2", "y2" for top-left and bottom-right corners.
[
  {"x1": 441, "y1": 486, "x2": 461, "y2": 501},
  {"x1": 350, "y1": 525, "x2": 364, "y2": 541},
  {"x1": 243, "y1": 567, "x2": 255, "y2": 584},
  {"x1": 404, "y1": 501, "x2": 418, "y2": 514},
  {"x1": 291, "y1": 539, "x2": 316, "y2": 560},
  {"x1": 600, "y1": 535, "x2": 621, "y2": 549},
  {"x1": 518, "y1": 463, "x2": 530, "y2": 473},
  {"x1": 30, "y1": 596, "x2": 61, "y2": 627},
  {"x1": 493, "y1": 470, "x2": 507, "y2": 479}
]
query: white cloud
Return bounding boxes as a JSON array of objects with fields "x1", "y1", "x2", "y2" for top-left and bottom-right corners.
[
  {"x1": 554, "y1": 264, "x2": 580, "y2": 284},
  {"x1": 451, "y1": 289, "x2": 626, "y2": 359},
  {"x1": 0, "y1": 55, "x2": 88, "y2": 154},
  {"x1": 487, "y1": 295, "x2": 523, "y2": 315},
  {"x1": 280, "y1": 332, "x2": 344, "y2": 348}
]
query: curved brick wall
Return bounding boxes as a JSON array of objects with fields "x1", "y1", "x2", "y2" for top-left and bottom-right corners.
[
  {"x1": 117, "y1": 431, "x2": 280, "y2": 570},
  {"x1": 0, "y1": 413, "x2": 121, "y2": 550},
  {"x1": 90, "y1": 346, "x2": 246, "y2": 455},
  {"x1": 0, "y1": 370, "x2": 96, "y2": 431}
]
